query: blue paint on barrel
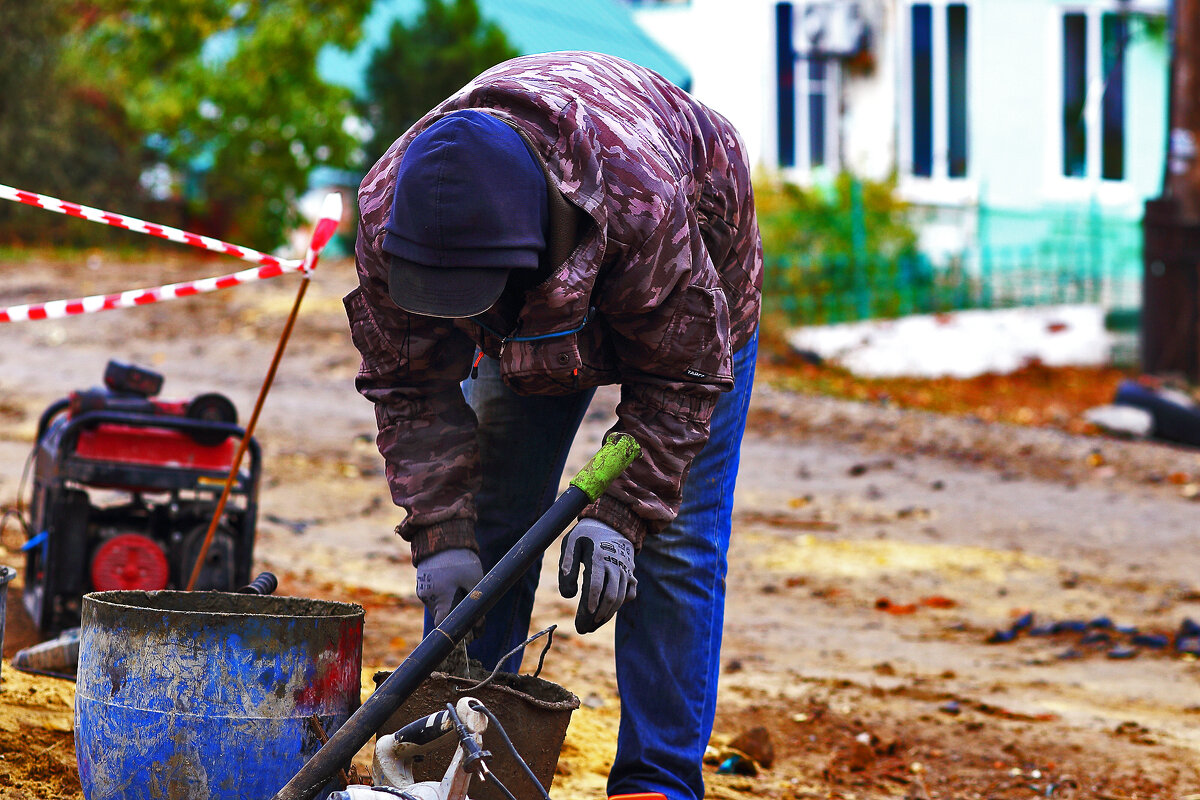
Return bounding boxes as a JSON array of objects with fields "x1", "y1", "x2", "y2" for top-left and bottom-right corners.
[{"x1": 75, "y1": 590, "x2": 364, "y2": 800}]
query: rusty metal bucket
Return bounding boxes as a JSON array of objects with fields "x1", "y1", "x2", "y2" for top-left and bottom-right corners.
[{"x1": 373, "y1": 640, "x2": 579, "y2": 800}]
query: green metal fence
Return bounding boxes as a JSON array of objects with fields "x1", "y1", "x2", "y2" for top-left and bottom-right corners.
[{"x1": 763, "y1": 206, "x2": 1144, "y2": 330}]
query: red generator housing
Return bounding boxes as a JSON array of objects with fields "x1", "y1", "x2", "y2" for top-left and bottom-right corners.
[{"x1": 24, "y1": 361, "x2": 261, "y2": 634}]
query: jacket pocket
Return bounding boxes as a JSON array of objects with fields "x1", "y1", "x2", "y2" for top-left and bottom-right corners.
[
  {"x1": 658, "y1": 284, "x2": 733, "y2": 387},
  {"x1": 344, "y1": 287, "x2": 403, "y2": 375},
  {"x1": 500, "y1": 331, "x2": 618, "y2": 396}
]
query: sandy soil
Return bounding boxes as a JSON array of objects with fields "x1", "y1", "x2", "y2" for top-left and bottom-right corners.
[{"x1": 3, "y1": 253, "x2": 1200, "y2": 799}]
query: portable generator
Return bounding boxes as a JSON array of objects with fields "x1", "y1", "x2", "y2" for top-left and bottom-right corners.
[{"x1": 23, "y1": 360, "x2": 261, "y2": 634}]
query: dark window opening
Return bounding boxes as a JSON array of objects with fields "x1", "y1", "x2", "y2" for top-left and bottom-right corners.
[
  {"x1": 776, "y1": 2, "x2": 796, "y2": 167},
  {"x1": 911, "y1": 4, "x2": 933, "y2": 177},
  {"x1": 1062, "y1": 13, "x2": 1088, "y2": 178},
  {"x1": 947, "y1": 4, "x2": 968, "y2": 177},
  {"x1": 1101, "y1": 12, "x2": 1126, "y2": 181},
  {"x1": 808, "y1": 57, "x2": 827, "y2": 168}
]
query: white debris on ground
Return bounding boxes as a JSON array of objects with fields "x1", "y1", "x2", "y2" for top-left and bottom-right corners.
[
  {"x1": 785, "y1": 304, "x2": 1114, "y2": 379},
  {"x1": 1082, "y1": 404, "x2": 1153, "y2": 438}
]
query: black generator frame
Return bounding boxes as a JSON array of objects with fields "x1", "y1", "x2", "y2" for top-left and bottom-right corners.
[{"x1": 24, "y1": 399, "x2": 261, "y2": 634}]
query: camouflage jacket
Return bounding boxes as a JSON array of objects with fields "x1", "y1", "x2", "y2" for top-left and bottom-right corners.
[{"x1": 346, "y1": 51, "x2": 763, "y2": 563}]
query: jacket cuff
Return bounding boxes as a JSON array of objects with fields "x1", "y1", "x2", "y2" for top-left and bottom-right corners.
[
  {"x1": 398, "y1": 518, "x2": 478, "y2": 565},
  {"x1": 581, "y1": 494, "x2": 650, "y2": 551}
]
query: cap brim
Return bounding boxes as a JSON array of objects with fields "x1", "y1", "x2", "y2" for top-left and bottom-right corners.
[{"x1": 388, "y1": 257, "x2": 509, "y2": 318}]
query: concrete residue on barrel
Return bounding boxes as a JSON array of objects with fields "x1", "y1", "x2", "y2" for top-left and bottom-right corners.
[{"x1": 75, "y1": 590, "x2": 364, "y2": 800}]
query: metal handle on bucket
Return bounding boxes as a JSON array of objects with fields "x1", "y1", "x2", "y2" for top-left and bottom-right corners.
[{"x1": 460, "y1": 625, "x2": 558, "y2": 693}]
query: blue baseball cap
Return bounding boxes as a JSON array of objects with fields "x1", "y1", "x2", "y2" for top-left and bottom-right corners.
[{"x1": 383, "y1": 111, "x2": 549, "y2": 318}]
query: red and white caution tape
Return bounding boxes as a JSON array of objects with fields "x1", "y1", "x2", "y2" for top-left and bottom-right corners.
[
  {"x1": 0, "y1": 184, "x2": 344, "y2": 322},
  {"x1": 0, "y1": 260, "x2": 304, "y2": 322},
  {"x1": 302, "y1": 192, "x2": 343, "y2": 274},
  {"x1": 0, "y1": 183, "x2": 299, "y2": 269}
]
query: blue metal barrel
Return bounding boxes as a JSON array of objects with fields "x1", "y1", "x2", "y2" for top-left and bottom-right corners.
[{"x1": 75, "y1": 590, "x2": 364, "y2": 800}]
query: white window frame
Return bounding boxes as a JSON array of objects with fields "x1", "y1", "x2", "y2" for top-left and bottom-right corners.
[
  {"x1": 1044, "y1": 1, "x2": 1163, "y2": 205},
  {"x1": 897, "y1": 0, "x2": 977, "y2": 206},
  {"x1": 795, "y1": 53, "x2": 842, "y2": 175},
  {"x1": 785, "y1": 1, "x2": 846, "y2": 178}
]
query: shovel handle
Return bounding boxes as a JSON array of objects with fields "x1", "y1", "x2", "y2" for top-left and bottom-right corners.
[{"x1": 570, "y1": 432, "x2": 641, "y2": 502}]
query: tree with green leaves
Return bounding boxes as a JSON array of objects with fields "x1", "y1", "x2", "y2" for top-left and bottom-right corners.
[
  {"x1": 362, "y1": 0, "x2": 518, "y2": 166},
  {"x1": 0, "y1": 0, "x2": 147, "y2": 245},
  {"x1": 65, "y1": 0, "x2": 373, "y2": 248}
]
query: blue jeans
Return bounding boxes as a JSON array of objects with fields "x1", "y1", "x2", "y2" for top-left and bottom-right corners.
[{"x1": 441, "y1": 332, "x2": 757, "y2": 800}]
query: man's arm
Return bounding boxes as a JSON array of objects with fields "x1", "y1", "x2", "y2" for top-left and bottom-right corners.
[
  {"x1": 585, "y1": 189, "x2": 734, "y2": 548},
  {"x1": 345, "y1": 228, "x2": 481, "y2": 563}
]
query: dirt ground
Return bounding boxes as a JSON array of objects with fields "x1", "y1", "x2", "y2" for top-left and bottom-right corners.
[{"x1": 4, "y1": 252, "x2": 1200, "y2": 799}]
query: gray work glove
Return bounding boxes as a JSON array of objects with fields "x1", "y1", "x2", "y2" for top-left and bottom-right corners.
[
  {"x1": 416, "y1": 548, "x2": 483, "y2": 627},
  {"x1": 558, "y1": 518, "x2": 637, "y2": 634}
]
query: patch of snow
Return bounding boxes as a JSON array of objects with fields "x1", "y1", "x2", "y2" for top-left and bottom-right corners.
[{"x1": 786, "y1": 304, "x2": 1114, "y2": 379}]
